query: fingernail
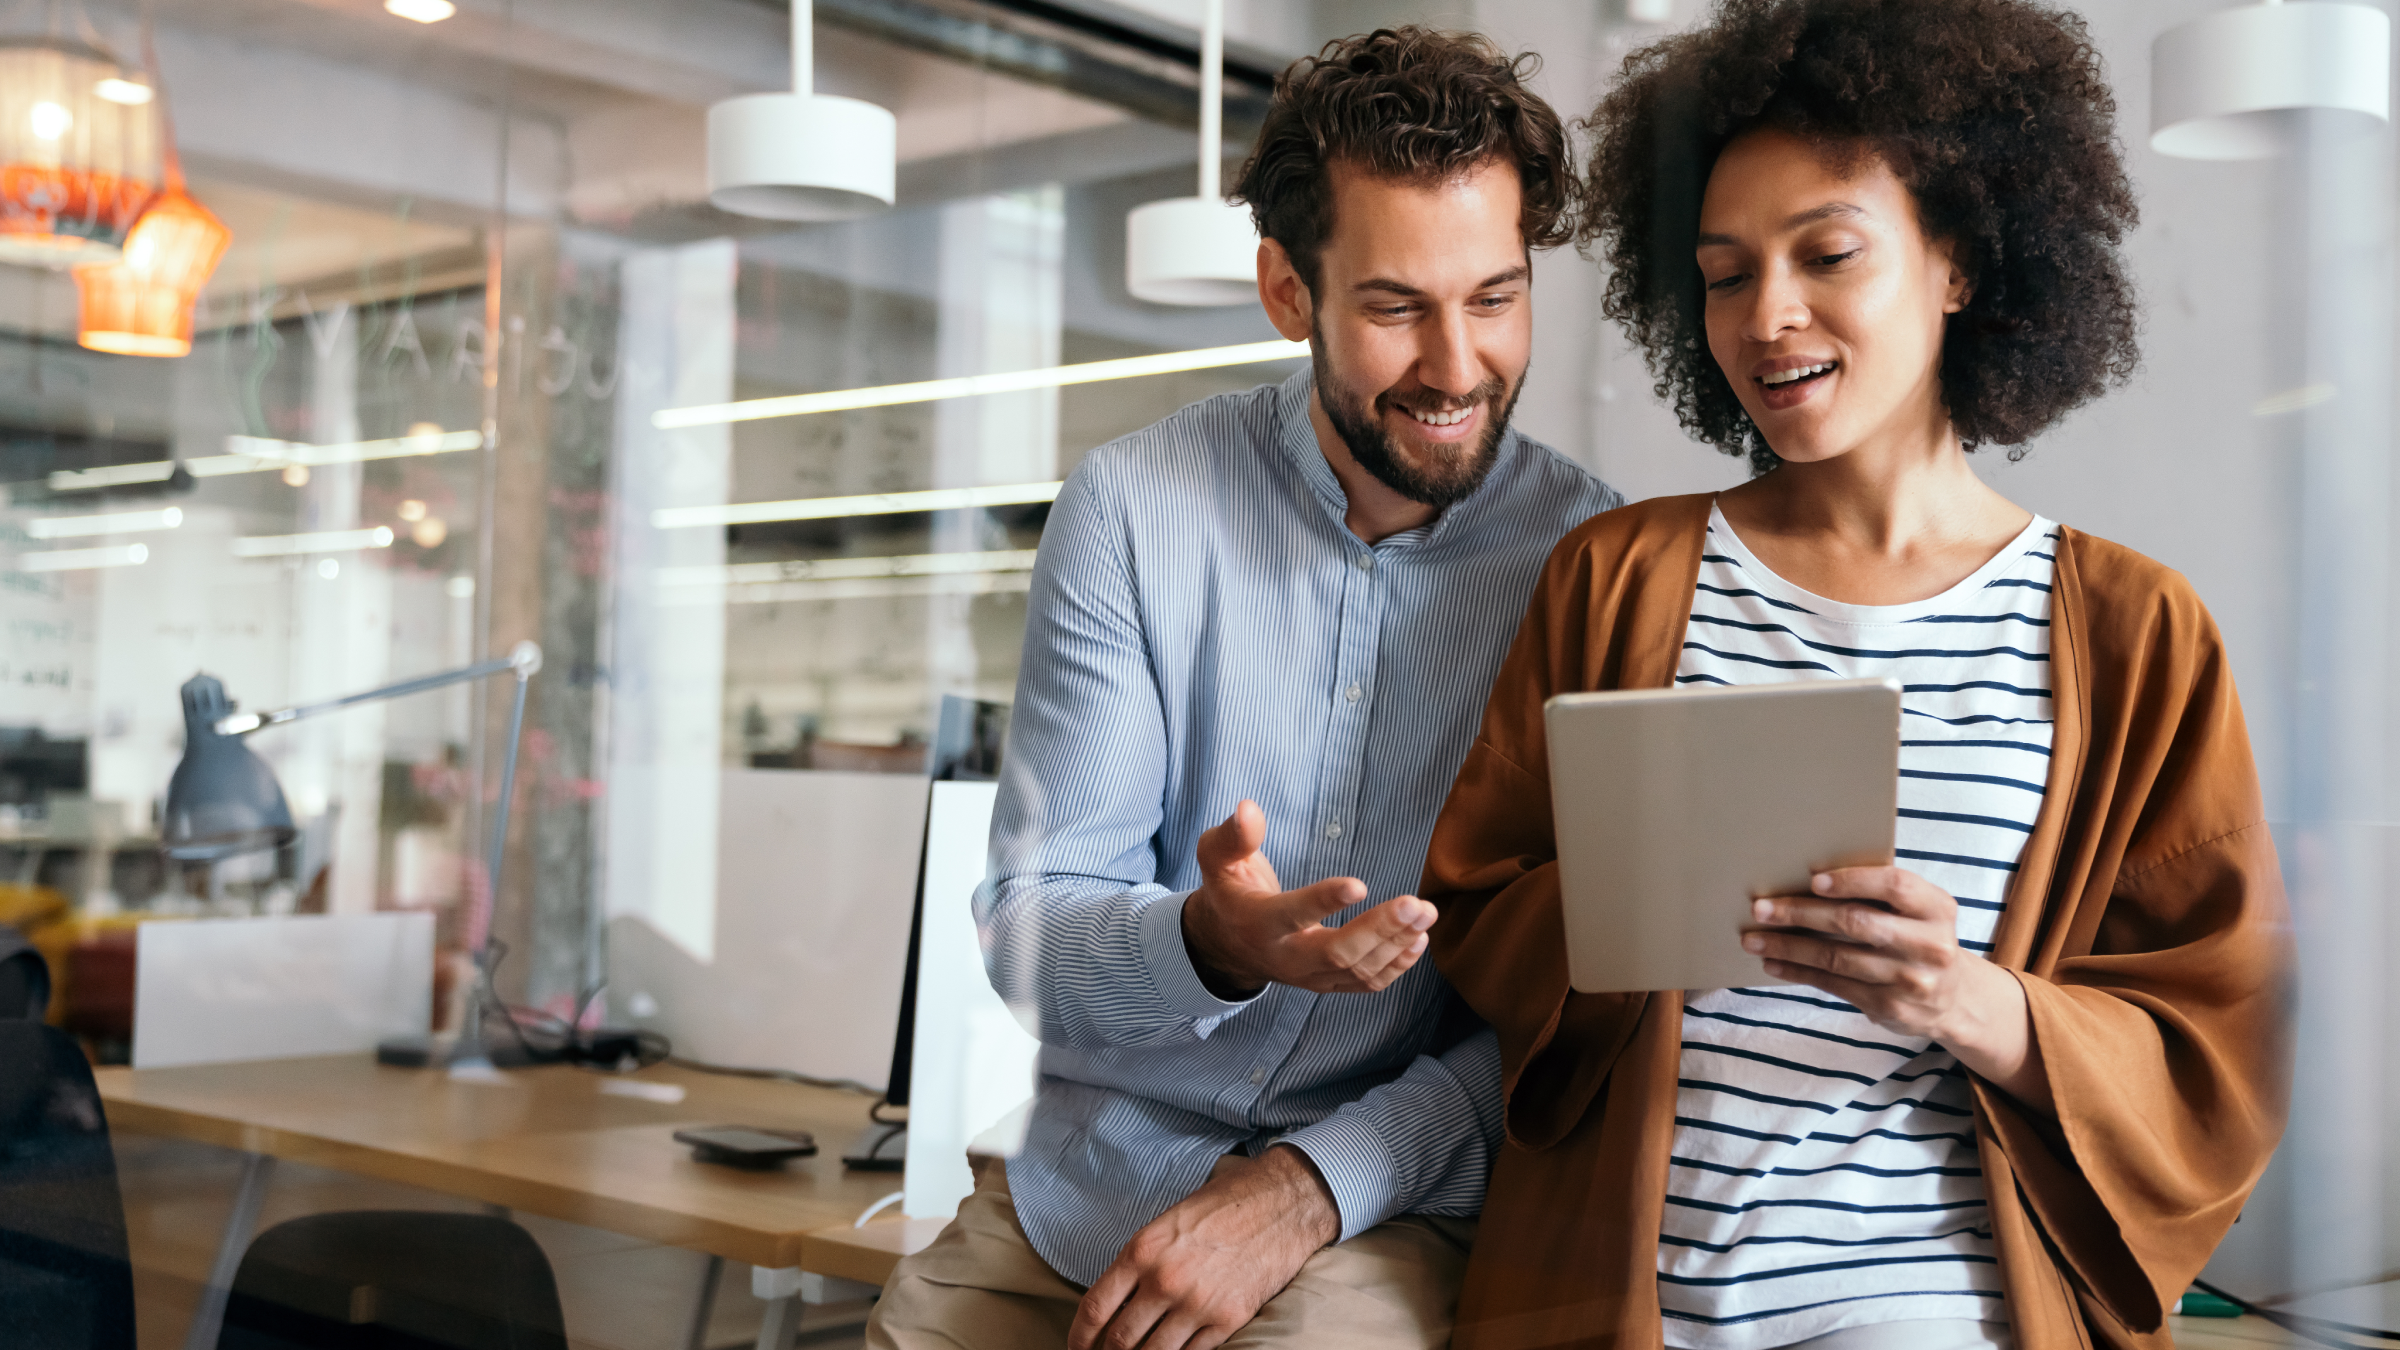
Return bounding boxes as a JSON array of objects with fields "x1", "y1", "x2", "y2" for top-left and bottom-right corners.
[
  {"x1": 1811, "y1": 873, "x2": 1832, "y2": 893},
  {"x1": 1409, "y1": 902, "x2": 1436, "y2": 930},
  {"x1": 1751, "y1": 898, "x2": 1773, "y2": 922},
  {"x1": 1742, "y1": 933, "x2": 1765, "y2": 953}
]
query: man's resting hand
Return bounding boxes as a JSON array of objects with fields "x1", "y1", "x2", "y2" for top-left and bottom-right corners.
[
  {"x1": 1181, "y1": 800, "x2": 1436, "y2": 999},
  {"x1": 1068, "y1": 1145, "x2": 1341, "y2": 1350}
]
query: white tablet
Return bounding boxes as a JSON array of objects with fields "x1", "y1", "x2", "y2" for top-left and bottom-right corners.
[{"x1": 1545, "y1": 678, "x2": 1900, "y2": 994}]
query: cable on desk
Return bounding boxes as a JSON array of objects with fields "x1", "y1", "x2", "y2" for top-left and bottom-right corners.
[
  {"x1": 2190, "y1": 1278, "x2": 2400, "y2": 1349},
  {"x1": 668, "y1": 1055, "x2": 884, "y2": 1098}
]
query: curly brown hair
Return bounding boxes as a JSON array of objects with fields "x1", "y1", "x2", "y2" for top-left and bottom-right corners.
[
  {"x1": 1235, "y1": 26, "x2": 1576, "y2": 293},
  {"x1": 1581, "y1": 0, "x2": 2140, "y2": 474}
]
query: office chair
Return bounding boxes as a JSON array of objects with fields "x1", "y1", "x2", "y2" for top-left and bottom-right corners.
[
  {"x1": 0, "y1": 922, "x2": 52, "y2": 1020},
  {"x1": 0, "y1": 1019, "x2": 138, "y2": 1350},
  {"x1": 217, "y1": 1210, "x2": 569, "y2": 1350}
]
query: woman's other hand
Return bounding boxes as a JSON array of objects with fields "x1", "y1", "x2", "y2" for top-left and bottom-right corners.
[{"x1": 1743, "y1": 866, "x2": 2055, "y2": 1115}]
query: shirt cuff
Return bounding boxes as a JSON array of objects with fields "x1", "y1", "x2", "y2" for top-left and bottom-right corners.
[
  {"x1": 1275, "y1": 1113, "x2": 1400, "y2": 1243},
  {"x1": 1136, "y1": 889, "x2": 1259, "y2": 1030}
]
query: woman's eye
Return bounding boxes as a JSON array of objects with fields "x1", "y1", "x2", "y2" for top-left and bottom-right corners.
[
  {"x1": 1813, "y1": 249, "x2": 1861, "y2": 267},
  {"x1": 1704, "y1": 273, "x2": 1747, "y2": 293}
]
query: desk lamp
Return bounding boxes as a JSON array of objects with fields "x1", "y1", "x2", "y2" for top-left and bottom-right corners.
[{"x1": 162, "y1": 641, "x2": 543, "y2": 1070}]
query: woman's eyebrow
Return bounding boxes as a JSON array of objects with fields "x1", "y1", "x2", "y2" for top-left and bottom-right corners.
[{"x1": 1697, "y1": 201, "x2": 1870, "y2": 248}]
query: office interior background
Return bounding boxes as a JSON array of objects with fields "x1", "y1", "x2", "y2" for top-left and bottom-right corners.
[{"x1": 0, "y1": 0, "x2": 2393, "y2": 1345}]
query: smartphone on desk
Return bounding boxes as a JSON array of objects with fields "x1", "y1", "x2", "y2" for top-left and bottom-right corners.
[{"x1": 673, "y1": 1125, "x2": 819, "y2": 1169}]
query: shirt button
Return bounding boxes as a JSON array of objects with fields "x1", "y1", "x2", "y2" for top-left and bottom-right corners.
[
  {"x1": 1324, "y1": 821, "x2": 1342, "y2": 839},
  {"x1": 1345, "y1": 682, "x2": 1362, "y2": 703},
  {"x1": 1249, "y1": 1066, "x2": 1265, "y2": 1085},
  {"x1": 1356, "y1": 553, "x2": 1374, "y2": 571}
]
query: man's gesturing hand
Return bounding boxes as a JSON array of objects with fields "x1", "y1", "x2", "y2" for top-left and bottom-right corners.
[
  {"x1": 1069, "y1": 1145, "x2": 1340, "y2": 1350},
  {"x1": 1180, "y1": 800, "x2": 1436, "y2": 999}
]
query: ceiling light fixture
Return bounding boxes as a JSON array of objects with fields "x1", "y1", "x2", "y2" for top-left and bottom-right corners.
[
  {"x1": 46, "y1": 428, "x2": 481, "y2": 492},
  {"x1": 231, "y1": 526, "x2": 395, "y2": 558},
  {"x1": 705, "y1": 0, "x2": 895, "y2": 221},
  {"x1": 18, "y1": 542, "x2": 147, "y2": 571},
  {"x1": 26, "y1": 504, "x2": 181, "y2": 538},
  {"x1": 0, "y1": 35, "x2": 163, "y2": 265},
  {"x1": 1125, "y1": 0, "x2": 1259, "y2": 305},
  {"x1": 652, "y1": 481, "x2": 1062, "y2": 531},
  {"x1": 2152, "y1": 0, "x2": 2390, "y2": 159},
  {"x1": 653, "y1": 337, "x2": 1307, "y2": 430},
  {"x1": 656, "y1": 547, "x2": 1038, "y2": 587},
  {"x1": 73, "y1": 11, "x2": 230, "y2": 357},
  {"x1": 384, "y1": 0, "x2": 457, "y2": 23}
]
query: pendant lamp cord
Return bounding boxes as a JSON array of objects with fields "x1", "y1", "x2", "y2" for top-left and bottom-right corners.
[
  {"x1": 135, "y1": 0, "x2": 183, "y2": 193},
  {"x1": 1198, "y1": 0, "x2": 1223, "y2": 200},
  {"x1": 791, "y1": 0, "x2": 812, "y2": 97}
]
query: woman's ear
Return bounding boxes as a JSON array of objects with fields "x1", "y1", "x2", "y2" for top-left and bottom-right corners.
[{"x1": 1942, "y1": 247, "x2": 1973, "y2": 315}]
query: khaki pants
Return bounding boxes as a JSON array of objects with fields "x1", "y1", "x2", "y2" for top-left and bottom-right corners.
[{"x1": 866, "y1": 1158, "x2": 1476, "y2": 1349}]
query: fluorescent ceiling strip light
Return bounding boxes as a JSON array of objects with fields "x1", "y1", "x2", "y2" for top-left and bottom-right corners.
[
  {"x1": 653, "y1": 481, "x2": 1063, "y2": 531},
  {"x1": 18, "y1": 543, "x2": 149, "y2": 572},
  {"x1": 46, "y1": 430, "x2": 484, "y2": 493},
  {"x1": 652, "y1": 338, "x2": 1311, "y2": 430},
  {"x1": 27, "y1": 506, "x2": 183, "y2": 539},
  {"x1": 233, "y1": 526, "x2": 396, "y2": 558},
  {"x1": 657, "y1": 548, "x2": 1039, "y2": 588},
  {"x1": 664, "y1": 571, "x2": 1035, "y2": 607}
]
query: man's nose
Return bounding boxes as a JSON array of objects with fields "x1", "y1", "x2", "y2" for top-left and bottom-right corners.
[{"x1": 1414, "y1": 308, "x2": 1482, "y2": 400}]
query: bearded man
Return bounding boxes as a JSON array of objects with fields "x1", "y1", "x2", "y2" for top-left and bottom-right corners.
[{"x1": 866, "y1": 26, "x2": 1623, "y2": 1350}]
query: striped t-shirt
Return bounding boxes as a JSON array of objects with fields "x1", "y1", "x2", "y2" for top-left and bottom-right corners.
[{"x1": 1659, "y1": 505, "x2": 2057, "y2": 1349}]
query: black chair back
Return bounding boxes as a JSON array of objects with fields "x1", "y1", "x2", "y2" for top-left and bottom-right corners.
[
  {"x1": 218, "y1": 1210, "x2": 569, "y2": 1350},
  {"x1": 0, "y1": 923, "x2": 52, "y2": 1020},
  {"x1": 0, "y1": 1020, "x2": 136, "y2": 1350}
]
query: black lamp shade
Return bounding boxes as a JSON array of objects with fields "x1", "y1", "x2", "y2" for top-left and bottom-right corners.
[{"x1": 162, "y1": 674, "x2": 295, "y2": 862}]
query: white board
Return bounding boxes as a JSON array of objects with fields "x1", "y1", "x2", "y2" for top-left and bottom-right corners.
[
  {"x1": 133, "y1": 912, "x2": 433, "y2": 1069},
  {"x1": 903, "y1": 780, "x2": 1043, "y2": 1219}
]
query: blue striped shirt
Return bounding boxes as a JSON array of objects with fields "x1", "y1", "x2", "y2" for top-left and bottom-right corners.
[{"x1": 981, "y1": 370, "x2": 1624, "y2": 1285}]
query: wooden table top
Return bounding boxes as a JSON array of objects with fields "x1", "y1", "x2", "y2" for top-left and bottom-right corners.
[{"x1": 94, "y1": 1054, "x2": 912, "y2": 1270}]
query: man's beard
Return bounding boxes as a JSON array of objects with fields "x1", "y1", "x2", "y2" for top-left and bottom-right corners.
[{"x1": 1312, "y1": 332, "x2": 1520, "y2": 509}]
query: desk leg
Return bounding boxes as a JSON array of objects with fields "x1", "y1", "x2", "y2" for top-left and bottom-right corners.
[
  {"x1": 685, "y1": 1254, "x2": 723, "y2": 1350},
  {"x1": 183, "y1": 1152, "x2": 275, "y2": 1350},
  {"x1": 751, "y1": 1266, "x2": 804, "y2": 1350}
]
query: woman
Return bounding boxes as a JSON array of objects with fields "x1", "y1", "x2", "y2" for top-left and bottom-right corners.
[{"x1": 1421, "y1": 2, "x2": 2294, "y2": 1348}]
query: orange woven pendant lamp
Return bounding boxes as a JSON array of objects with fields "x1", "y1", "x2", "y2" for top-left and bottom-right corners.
[
  {"x1": 73, "y1": 168, "x2": 226, "y2": 356},
  {"x1": 0, "y1": 21, "x2": 162, "y2": 265},
  {"x1": 70, "y1": 7, "x2": 225, "y2": 358}
]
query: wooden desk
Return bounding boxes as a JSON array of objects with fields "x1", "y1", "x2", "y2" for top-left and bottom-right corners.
[{"x1": 97, "y1": 1054, "x2": 923, "y2": 1350}]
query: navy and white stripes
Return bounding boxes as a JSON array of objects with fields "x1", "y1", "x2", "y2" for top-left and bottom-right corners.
[
  {"x1": 982, "y1": 370, "x2": 1624, "y2": 1286},
  {"x1": 1661, "y1": 506, "x2": 2056, "y2": 1349}
]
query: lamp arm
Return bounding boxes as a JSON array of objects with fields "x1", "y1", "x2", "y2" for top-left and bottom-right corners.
[{"x1": 214, "y1": 642, "x2": 542, "y2": 736}]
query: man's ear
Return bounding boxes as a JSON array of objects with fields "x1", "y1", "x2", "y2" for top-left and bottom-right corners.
[{"x1": 1258, "y1": 238, "x2": 1314, "y2": 341}]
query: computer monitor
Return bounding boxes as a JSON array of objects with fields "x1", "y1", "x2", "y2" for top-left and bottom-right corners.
[
  {"x1": 846, "y1": 696, "x2": 1008, "y2": 1170},
  {"x1": 885, "y1": 695, "x2": 1009, "y2": 1109}
]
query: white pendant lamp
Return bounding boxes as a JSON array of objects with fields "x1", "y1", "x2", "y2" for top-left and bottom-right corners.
[
  {"x1": 2152, "y1": 0, "x2": 2390, "y2": 160},
  {"x1": 1126, "y1": 0, "x2": 1259, "y2": 305},
  {"x1": 706, "y1": 0, "x2": 895, "y2": 220}
]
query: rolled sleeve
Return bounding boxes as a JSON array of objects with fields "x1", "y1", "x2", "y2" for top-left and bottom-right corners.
[{"x1": 1136, "y1": 889, "x2": 1259, "y2": 1031}]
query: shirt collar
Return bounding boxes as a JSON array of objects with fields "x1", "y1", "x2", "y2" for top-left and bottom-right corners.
[{"x1": 1271, "y1": 366, "x2": 1521, "y2": 553}]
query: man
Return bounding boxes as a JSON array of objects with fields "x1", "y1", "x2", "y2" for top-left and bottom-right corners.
[{"x1": 866, "y1": 27, "x2": 1624, "y2": 1350}]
